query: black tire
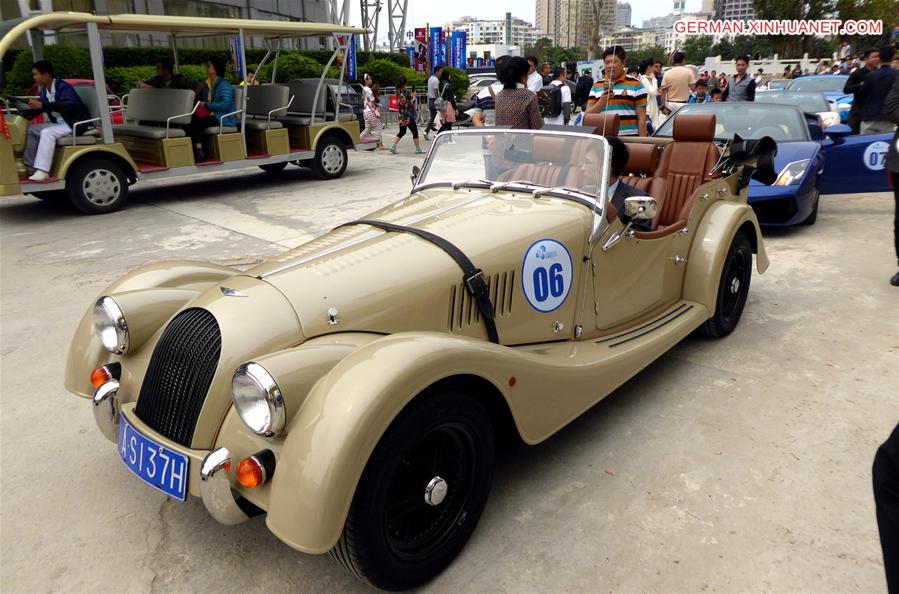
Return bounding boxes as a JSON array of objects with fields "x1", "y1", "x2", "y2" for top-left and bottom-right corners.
[
  {"x1": 311, "y1": 136, "x2": 347, "y2": 180},
  {"x1": 65, "y1": 158, "x2": 128, "y2": 214},
  {"x1": 331, "y1": 388, "x2": 495, "y2": 590},
  {"x1": 701, "y1": 232, "x2": 753, "y2": 338},
  {"x1": 259, "y1": 161, "x2": 288, "y2": 173},
  {"x1": 801, "y1": 192, "x2": 819, "y2": 225}
]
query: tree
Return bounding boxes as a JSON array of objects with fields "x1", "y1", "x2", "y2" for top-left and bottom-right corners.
[
  {"x1": 523, "y1": 37, "x2": 587, "y2": 67},
  {"x1": 752, "y1": 0, "x2": 833, "y2": 56},
  {"x1": 834, "y1": 0, "x2": 898, "y2": 50},
  {"x1": 681, "y1": 36, "x2": 715, "y2": 64}
]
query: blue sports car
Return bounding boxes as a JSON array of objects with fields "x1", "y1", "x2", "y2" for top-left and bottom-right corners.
[
  {"x1": 784, "y1": 75, "x2": 853, "y2": 123},
  {"x1": 655, "y1": 102, "x2": 893, "y2": 226}
]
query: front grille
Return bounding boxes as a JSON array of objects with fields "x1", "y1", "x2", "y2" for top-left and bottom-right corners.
[{"x1": 135, "y1": 308, "x2": 221, "y2": 447}]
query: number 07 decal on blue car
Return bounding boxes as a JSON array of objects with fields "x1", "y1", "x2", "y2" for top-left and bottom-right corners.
[{"x1": 522, "y1": 239, "x2": 573, "y2": 313}]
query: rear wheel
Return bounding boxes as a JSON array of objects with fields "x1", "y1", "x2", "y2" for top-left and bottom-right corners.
[
  {"x1": 66, "y1": 158, "x2": 128, "y2": 214},
  {"x1": 311, "y1": 137, "x2": 347, "y2": 180},
  {"x1": 701, "y1": 232, "x2": 752, "y2": 338},
  {"x1": 331, "y1": 388, "x2": 495, "y2": 590},
  {"x1": 259, "y1": 161, "x2": 288, "y2": 173}
]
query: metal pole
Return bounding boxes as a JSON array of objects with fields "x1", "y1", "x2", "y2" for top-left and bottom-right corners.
[
  {"x1": 312, "y1": 36, "x2": 341, "y2": 125},
  {"x1": 170, "y1": 34, "x2": 180, "y2": 73},
  {"x1": 238, "y1": 28, "x2": 248, "y2": 157},
  {"x1": 86, "y1": 22, "x2": 113, "y2": 145},
  {"x1": 271, "y1": 39, "x2": 282, "y2": 83}
]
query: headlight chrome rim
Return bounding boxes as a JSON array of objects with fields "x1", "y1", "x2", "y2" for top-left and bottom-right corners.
[
  {"x1": 231, "y1": 362, "x2": 285, "y2": 437},
  {"x1": 93, "y1": 296, "x2": 129, "y2": 355}
]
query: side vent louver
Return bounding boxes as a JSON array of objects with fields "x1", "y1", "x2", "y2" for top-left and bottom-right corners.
[{"x1": 448, "y1": 270, "x2": 515, "y2": 330}]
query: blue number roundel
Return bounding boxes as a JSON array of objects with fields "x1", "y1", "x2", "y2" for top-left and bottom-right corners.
[{"x1": 521, "y1": 239, "x2": 573, "y2": 313}]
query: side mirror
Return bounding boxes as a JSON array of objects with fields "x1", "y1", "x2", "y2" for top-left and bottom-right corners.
[
  {"x1": 824, "y1": 124, "x2": 852, "y2": 141},
  {"x1": 411, "y1": 165, "x2": 420, "y2": 186},
  {"x1": 623, "y1": 196, "x2": 657, "y2": 221}
]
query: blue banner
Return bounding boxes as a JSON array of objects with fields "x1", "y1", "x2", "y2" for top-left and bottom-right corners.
[
  {"x1": 429, "y1": 27, "x2": 445, "y2": 73},
  {"x1": 347, "y1": 34, "x2": 358, "y2": 81},
  {"x1": 476, "y1": 57, "x2": 484, "y2": 68},
  {"x1": 449, "y1": 31, "x2": 467, "y2": 70},
  {"x1": 229, "y1": 36, "x2": 245, "y2": 81},
  {"x1": 406, "y1": 47, "x2": 416, "y2": 67}
]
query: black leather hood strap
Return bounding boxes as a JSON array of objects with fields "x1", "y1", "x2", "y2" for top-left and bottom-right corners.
[{"x1": 337, "y1": 219, "x2": 499, "y2": 344}]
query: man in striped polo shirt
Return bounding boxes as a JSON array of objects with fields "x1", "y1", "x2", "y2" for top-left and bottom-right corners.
[{"x1": 585, "y1": 45, "x2": 648, "y2": 136}]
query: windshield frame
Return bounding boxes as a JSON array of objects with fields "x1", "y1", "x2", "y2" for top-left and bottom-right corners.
[
  {"x1": 653, "y1": 103, "x2": 811, "y2": 142},
  {"x1": 413, "y1": 128, "x2": 612, "y2": 243}
]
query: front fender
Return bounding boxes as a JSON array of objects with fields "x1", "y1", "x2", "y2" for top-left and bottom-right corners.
[
  {"x1": 682, "y1": 200, "x2": 768, "y2": 313},
  {"x1": 64, "y1": 260, "x2": 236, "y2": 397},
  {"x1": 265, "y1": 333, "x2": 516, "y2": 554}
]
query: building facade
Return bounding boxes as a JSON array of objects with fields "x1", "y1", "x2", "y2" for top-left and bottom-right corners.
[
  {"x1": 446, "y1": 13, "x2": 541, "y2": 48},
  {"x1": 535, "y1": 0, "x2": 615, "y2": 49},
  {"x1": 713, "y1": 0, "x2": 755, "y2": 21},
  {"x1": 615, "y1": 2, "x2": 631, "y2": 28}
]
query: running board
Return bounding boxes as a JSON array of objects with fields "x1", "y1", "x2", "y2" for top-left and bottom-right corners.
[{"x1": 595, "y1": 302, "x2": 696, "y2": 348}]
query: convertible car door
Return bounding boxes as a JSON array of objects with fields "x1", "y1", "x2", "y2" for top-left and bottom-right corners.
[
  {"x1": 591, "y1": 225, "x2": 691, "y2": 331},
  {"x1": 819, "y1": 132, "x2": 893, "y2": 194}
]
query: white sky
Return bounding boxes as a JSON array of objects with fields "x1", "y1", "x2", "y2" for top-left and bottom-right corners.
[{"x1": 349, "y1": 0, "x2": 703, "y2": 43}]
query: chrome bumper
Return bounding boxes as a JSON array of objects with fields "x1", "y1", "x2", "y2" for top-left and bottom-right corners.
[
  {"x1": 92, "y1": 380, "x2": 120, "y2": 442},
  {"x1": 200, "y1": 448, "x2": 254, "y2": 525},
  {"x1": 92, "y1": 382, "x2": 254, "y2": 525}
]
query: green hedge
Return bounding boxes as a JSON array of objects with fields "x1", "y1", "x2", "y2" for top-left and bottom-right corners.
[{"x1": 3, "y1": 44, "x2": 444, "y2": 94}]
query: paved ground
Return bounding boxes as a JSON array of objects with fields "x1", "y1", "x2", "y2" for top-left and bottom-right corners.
[{"x1": 1, "y1": 148, "x2": 897, "y2": 593}]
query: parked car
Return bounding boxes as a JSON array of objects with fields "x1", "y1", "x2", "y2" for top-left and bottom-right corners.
[
  {"x1": 757, "y1": 78, "x2": 790, "y2": 92},
  {"x1": 69, "y1": 120, "x2": 771, "y2": 590},
  {"x1": 656, "y1": 102, "x2": 892, "y2": 225},
  {"x1": 755, "y1": 91, "x2": 842, "y2": 127},
  {"x1": 466, "y1": 77, "x2": 497, "y2": 100},
  {"x1": 784, "y1": 75, "x2": 852, "y2": 122}
]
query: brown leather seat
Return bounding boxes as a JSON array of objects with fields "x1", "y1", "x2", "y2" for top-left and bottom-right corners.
[
  {"x1": 619, "y1": 143, "x2": 660, "y2": 192},
  {"x1": 497, "y1": 136, "x2": 582, "y2": 187},
  {"x1": 582, "y1": 113, "x2": 619, "y2": 137},
  {"x1": 638, "y1": 114, "x2": 719, "y2": 237}
]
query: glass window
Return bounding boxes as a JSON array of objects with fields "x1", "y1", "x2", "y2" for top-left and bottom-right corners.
[{"x1": 655, "y1": 103, "x2": 809, "y2": 142}]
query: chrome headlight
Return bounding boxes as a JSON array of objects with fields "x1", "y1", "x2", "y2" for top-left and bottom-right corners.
[
  {"x1": 231, "y1": 362, "x2": 285, "y2": 437},
  {"x1": 774, "y1": 159, "x2": 810, "y2": 186},
  {"x1": 93, "y1": 296, "x2": 129, "y2": 354}
]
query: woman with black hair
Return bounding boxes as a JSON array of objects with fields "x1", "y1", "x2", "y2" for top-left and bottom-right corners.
[
  {"x1": 494, "y1": 56, "x2": 543, "y2": 130},
  {"x1": 388, "y1": 75, "x2": 423, "y2": 154},
  {"x1": 437, "y1": 69, "x2": 457, "y2": 133},
  {"x1": 639, "y1": 59, "x2": 660, "y2": 131},
  {"x1": 186, "y1": 56, "x2": 236, "y2": 162}
]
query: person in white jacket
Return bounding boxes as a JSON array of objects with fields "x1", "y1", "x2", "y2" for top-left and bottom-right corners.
[{"x1": 639, "y1": 60, "x2": 661, "y2": 131}]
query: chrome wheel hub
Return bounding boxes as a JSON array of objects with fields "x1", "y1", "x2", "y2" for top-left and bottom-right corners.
[
  {"x1": 730, "y1": 277, "x2": 741, "y2": 294},
  {"x1": 82, "y1": 169, "x2": 120, "y2": 205},
  {"x1": 424, "y1": 476, "x2": 448, "y2": 506},
  {"x1": 321, "y1": 145, "x2": 344, "y2": 173}
]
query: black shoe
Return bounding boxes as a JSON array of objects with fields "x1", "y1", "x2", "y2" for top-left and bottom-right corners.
[
  {"x1": 194, "y1": 147, "x2": 206, "y2": 163},
  {"x1": 891, "y1": 270, "x2": 899, "y2": 286}
]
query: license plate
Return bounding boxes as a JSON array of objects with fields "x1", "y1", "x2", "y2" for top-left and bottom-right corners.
[{"x1": 117, "y1": 414, "x2": 188, "y2": 501}]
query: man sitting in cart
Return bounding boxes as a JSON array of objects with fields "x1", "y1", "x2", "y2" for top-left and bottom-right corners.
[
  {"x1": 139, "y1": 58, "x2": 198, "y2": 91},
  {"x1": 22, "y1": 60, "x2": 90, "y2": 181}
]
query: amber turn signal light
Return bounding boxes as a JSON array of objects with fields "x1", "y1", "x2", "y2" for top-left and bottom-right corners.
[
  {"x1": 237, "y1": 457, "x2": 265, "y2": 488},
  {"x1": 90, "y1": 366, "x2": 113, "y2": 389},
  {"x1": 236, "y1": 449, "x2": 276, "y2": 489}
]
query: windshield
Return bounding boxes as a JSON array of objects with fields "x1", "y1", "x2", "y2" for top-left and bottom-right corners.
[
  {"x1": 418, "y1": 130, "x2": 609, "y2": 200},
  {"x1": 786, "y1": 76, "x2": 847, "y2": 92},
  {"x1": 655, "y1": 104, "x2": 809, "y2": 142},
  {"x1": 755, "y1": 91, "x2": 830, "y2": 112}
]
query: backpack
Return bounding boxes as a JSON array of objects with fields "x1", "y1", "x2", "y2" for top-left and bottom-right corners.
[
  {"x1": 434, "y1": 82, "x2": 448, "y2": 111},
  {"x1": 574, "y1": 76, "x2": 594, "y2": 108},
  {"x1": 539, "y1": 83, "x2": 563, "y2": 118}
]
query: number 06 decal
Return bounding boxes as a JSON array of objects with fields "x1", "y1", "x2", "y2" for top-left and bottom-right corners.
[{"x1": 522, "y1": 239, "x2": 573, "y2": 313}]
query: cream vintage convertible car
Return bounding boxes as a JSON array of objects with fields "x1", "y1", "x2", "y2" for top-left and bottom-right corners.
[{"x1": 66, "y1": 114, "x2": 773, "y2": 590}]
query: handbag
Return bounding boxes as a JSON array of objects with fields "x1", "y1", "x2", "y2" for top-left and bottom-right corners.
[{"x1": 434, "y1": 83, "x2": 447, "y2": 111}]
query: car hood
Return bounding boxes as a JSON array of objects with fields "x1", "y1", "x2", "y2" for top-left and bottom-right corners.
[
  {"x1": 749, "y1": 141, "x2": 818, "y2": 186},
  {"x1": 248, "y1": 188, "x2": 593, "y2": 343}
]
